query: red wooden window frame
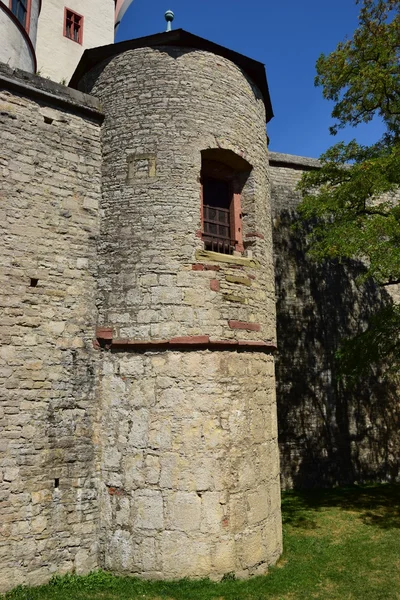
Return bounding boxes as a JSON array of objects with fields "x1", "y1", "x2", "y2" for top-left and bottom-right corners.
[
  {"x1": 9, "y1": 0, "x2": 31, "y2": 32},
  {"x1": 64, "y1": 7, "x2": 84, "y2": 44},
  {"x1": 200, "y1": 160, "x2": 244, "y2": 255}
]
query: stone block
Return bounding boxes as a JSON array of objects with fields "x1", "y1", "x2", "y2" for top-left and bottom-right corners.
[
  {"x1": 165, "y1": 491, "x2": 201, "y2": 531},
  {"x1": 134, "y1": 490, "x2": 164, "y2": 530},
  {"x1": 212, "y1": 539, "x2": 236, "y2": 573},
  {"x1": 238, "y1": 529, "x2": 266, "y2": 569},
  {"x1": 161, "y1": 532, "x2": 211, "y2": 578},
  {"x1": 247, "y1": 486, "x2": 269, "y2": 525}
]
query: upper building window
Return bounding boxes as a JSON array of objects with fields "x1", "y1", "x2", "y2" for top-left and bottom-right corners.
[
  {"x1": 200, "y1": 150, "x2": 252, "y2": 255},
  {"x1": 202, "y1": 175, "x2": 235, "y2": 254},
  {"x1": 64, "y1": 8, "x2": 83, "y2": 44},
  {"x1": 10, "y1": 0, "x2": 30, "y2": 31}
]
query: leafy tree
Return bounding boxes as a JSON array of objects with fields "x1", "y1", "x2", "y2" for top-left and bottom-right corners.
[{"x1": 297, "y1": 0, "x2": 400, "y2": 381}]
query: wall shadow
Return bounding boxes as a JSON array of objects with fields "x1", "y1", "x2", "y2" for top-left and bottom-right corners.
[
  {"x1": 282, "y1": 484, "x2": 400, "y2": 530},
  {"x1": 273, "y1": 204, "x2": 400, "y2": 490}
]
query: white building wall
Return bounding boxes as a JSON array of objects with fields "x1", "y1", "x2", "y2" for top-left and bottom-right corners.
[
  {"x1": 29, "y1": 0, "x2": 42, "y2": 49},
  {"x1": 0, "y1": 5, "x2": 35, "y2": 72},
  {"x1": 36, "y1": 0, "x2": 114, "y2": 83}
]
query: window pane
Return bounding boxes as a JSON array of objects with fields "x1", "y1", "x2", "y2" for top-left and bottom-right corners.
[{"x1": 12, "y1": 0, "x2": 27, "y2": 28}]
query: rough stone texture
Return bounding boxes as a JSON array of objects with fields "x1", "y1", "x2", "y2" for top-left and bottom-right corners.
[
  {"x1": 79, "y1": 47, "x2": 276, "y2": 346},
  {"x1": 269, "y1": 152, "x2": 400, "y2": 489},
  {"x1": 0, "y1": 72, "x2": 102, "y2": 591},
  {"x1": 78, "y1": 46, "x2": 281, "y2": 578},
  {"x1": 99, "y1": 351, "x2": 282, "y2": 579}
]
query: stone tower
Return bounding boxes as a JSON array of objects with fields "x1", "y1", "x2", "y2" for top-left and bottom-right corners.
[{"x1": 72, "y1": 30, "x2": 282, "y2": 579}]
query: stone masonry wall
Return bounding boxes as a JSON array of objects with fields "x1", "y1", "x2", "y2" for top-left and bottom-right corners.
[
  {"x1": 78, "y1": 46, "x2": 282, "y2": 577},
  {"x1": 98, "y1": 350, "x2": 281, "y2": 579},
  {"x1": 269, "y1": 152, "x2": 400, "y2": 489},
  {"x1": 79, "y1": 46, "x2": 276, "y2": 346},
  {"x1": 0, "y1": 64, "x2": 103, "y2": 591}
]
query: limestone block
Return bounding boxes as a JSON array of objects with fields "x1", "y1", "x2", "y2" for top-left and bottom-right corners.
[
  {"x1": 119, "y1": 357, "x2": 145, "y2": 377},
  {"x1": 133, "y1": 490, "x2": 164, "y2": 530},
  {"x1": 212, "y1": 539, "x2": 236, "y2": 574},
  {"x1": 247, "y1": 486, "x2": 270, "y2": 525},
  {"x1": 161, "y1": 532, "x2": 211, "y2": 578},
  {"x1": 141, "y1": 537, "x2": 158, "y2": 571},
  {"x1": 123, "y1": 452, "x2": 145, "y2": 490},
  {"x1": 128, "y1": 409, "x2": 150, "y2": 448},
  {"x1": 200, "y1": 492, "x2": 224, "y2": 533},
  {"x1": 165, "y1": 491, "x2": 201, "y2": 531},
  {"x1": 145, "y1": 454, "x2": 160, "y2": 485},
  {"x1": 238, "y1": 529, "x2": 266, "y2": 569}
]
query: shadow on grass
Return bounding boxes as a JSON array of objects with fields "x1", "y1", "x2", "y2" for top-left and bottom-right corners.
[{"x1": 282, "y1": 483, "x2": 400, "y2": 530}]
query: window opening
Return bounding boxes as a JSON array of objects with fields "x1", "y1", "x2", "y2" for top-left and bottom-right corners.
[
  {"x1": 64, "y1": 9, "x2": 83, "y2": 44},
  {"x1": 202, "y1": 177, "x2": 235, "y2": 255},
  {"x1": 10, "y1": 0, "x2": 29, "y2": 29},
  {"x1": 200, "y1": 151, "x2": 251, "y2": 256}
]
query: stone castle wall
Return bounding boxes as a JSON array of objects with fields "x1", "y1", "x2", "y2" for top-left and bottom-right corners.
[
  {"x1": 269, "y1": 152, "x2": 400, "y2": 489},
  {"x1": 78, "y1": 46, "x2": 282, "y2": 579},
  {"x1": 0, "y1": 64, "x2": 103, "y2": 591}
]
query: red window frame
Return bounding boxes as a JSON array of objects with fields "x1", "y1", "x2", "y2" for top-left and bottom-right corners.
[
  {"x1": 9, "y1": 0, "x2": 31, "y2": 33},
  {"x1": 64, "y1": 7, "x2": 84, "y2": 44}
]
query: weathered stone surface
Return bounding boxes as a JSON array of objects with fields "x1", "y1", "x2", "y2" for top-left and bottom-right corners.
[
  {"x1": 81, "y1": 44, "x2": 280, "y2": 580},
  {"x1": 97, "y1": 351, "x2": 282, "y2": 579},
  {"x1": 80, "y1": 46, "x2": 276, "y2": 346},
  {"x1": 0, "y1": 41, "x2": 282, "y2": 591},
  {"x1": 269, "y1": 153, "x2": 400, "y2": 489},
  {"x1": 0, "y1": 73, "x2": 102, "y2": 591}
]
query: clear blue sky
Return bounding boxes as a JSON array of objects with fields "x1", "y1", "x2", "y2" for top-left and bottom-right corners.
[{"x1": 115, "y1": 0, "x2": 384, "y2": 158}]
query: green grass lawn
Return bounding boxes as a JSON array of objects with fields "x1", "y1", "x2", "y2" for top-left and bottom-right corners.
[{"x1": 4, "y1": 484, "x2": 400, "y2": 600}]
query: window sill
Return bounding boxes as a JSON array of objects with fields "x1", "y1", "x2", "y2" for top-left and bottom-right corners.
[{"x1": 195, "y1": 249, "x2": 260, "y2": 269}]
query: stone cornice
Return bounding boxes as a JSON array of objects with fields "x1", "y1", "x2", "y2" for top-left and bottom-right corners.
[{"x1": 0, "y1": 63, "x2": 104, "y2": 122}]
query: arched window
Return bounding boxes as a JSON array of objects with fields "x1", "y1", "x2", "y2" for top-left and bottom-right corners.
[
  {"x1": 200, "y1": 149, "x2": 252, "y2": 255},
  {"x1": 10, "y1": 0, "x2": 30, "y2": 31}
]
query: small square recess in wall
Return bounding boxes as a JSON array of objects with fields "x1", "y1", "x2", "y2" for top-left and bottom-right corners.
[
  {"x1": 127, "y1": 154, "x2": 157, "y2": 182},
  {"x1": 64, "y1": 8, "x2": 83, "y2": 44}
]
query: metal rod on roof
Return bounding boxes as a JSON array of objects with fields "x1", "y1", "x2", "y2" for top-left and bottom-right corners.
[{"x1": 165, "y1": 10, "x2": 174, "y2": 32}]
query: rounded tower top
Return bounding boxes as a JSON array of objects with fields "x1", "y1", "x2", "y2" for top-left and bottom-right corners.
[{"x1": 70, "y1": 29, "x2": 273, "y2": 122}]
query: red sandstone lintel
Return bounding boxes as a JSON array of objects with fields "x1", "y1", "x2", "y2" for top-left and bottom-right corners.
[
  {"x1": 95, "y1": 334, "x2": 276, "y2": 352},
  {"x1": 229, "y1": 320, "x2": 261, "y2": 332},
  {"x1": 169, "y1": 335, "x2": 210, "y2": 345},
  {"x1": 192, "y1": 264, "x2": 204, "y2": 271},
  {"x1": 96, "y1": 326, "x2": 113, "y2": 340}
]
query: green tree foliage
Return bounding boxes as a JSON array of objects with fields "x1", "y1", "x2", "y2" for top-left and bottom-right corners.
[{"x1": 297, "y1": 0, "x2": 400, "y2": 380}]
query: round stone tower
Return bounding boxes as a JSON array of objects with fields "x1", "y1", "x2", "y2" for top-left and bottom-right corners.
[{"x1": 73, "y1": 30, "x2": 282, "y2": 580}]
